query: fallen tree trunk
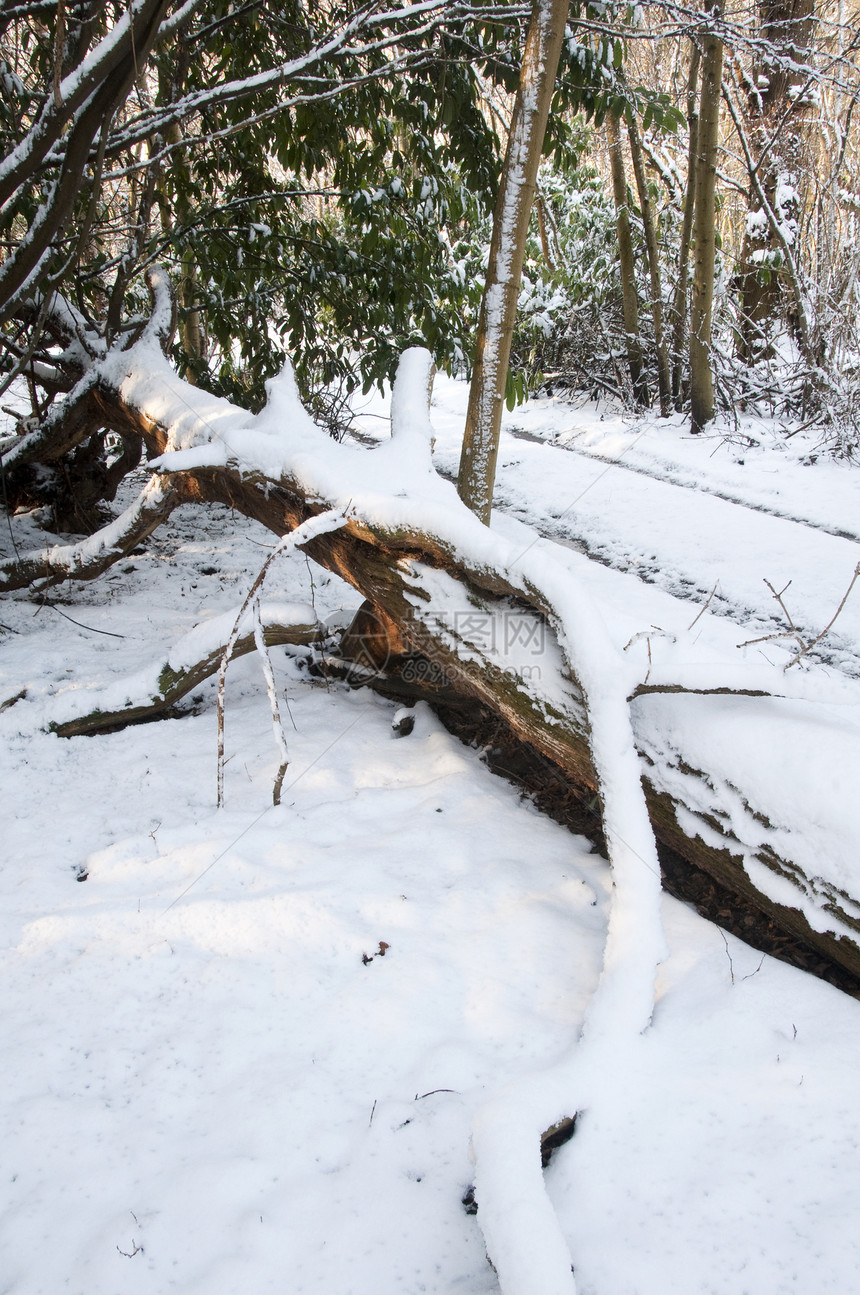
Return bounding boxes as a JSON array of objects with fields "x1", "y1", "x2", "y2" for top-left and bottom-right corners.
[
  {"x1": 36, "y1": 536, "x2": 860, "y2": 987},
  {"x1": 339, "y1": 583, "x2": 860, "y2": 989},
  {"x1": 32, "y1": 461, "x2": 860, "y2": 988},
  {"x1": 0, "y1": 472, "x2": 184, "y2": 592},
  {"x1": 5, "y1": 291, "x2": 859, "y2": 987},
  {"x1": 43, "y1": 591, "x2": 860, "y2": 993}
]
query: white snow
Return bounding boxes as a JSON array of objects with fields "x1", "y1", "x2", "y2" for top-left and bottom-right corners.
[{"x1": 2, "y1": 363, "x2": 860, "y2": 1295}]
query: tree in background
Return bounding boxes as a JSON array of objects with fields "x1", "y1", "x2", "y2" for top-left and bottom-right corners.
[
  {"x1": 689, "y1": 0, "x2": 724, "y2": 434},
  {"x1": 731, "y1": 0, "x2": 816, "y2": 363},
  {"x1": 606, "y1": 108, "x2": 648, "y2": 404},
  {"x1": 670, "y1": 40, "x2": 700, "y2": 408},
  {"x1": 495, "y1": 0, "x2": 860, "y2": 439}
]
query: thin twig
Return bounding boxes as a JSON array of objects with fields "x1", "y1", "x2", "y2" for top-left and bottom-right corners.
[
  {"x1": 736, "y1": 629, "x2": 793, "y2": 649},
  {"x1": 741, "y1": 953, "x2": 766, "y2": 980},
  {"x1": 36, "y1": 597, "x2": 127, "y2": 638},
  {"x1": 217, "y1": 508, "x2": 351, "y2": 807},
  {"x1": 688, "y1": 580, "x2": 719, "y2": 630},
  {"x1": 763, "y1": 578, "x2": 806, "y2": 655},
  {"x1": 737, "y1": 565, "x2": 860, "y2": 669},
  {"x1": 252, "y1": 594, "x2": 290, "y2": 805},
  {"x1": 785, "y1": 562, "x2": 860, "y2": 669}
]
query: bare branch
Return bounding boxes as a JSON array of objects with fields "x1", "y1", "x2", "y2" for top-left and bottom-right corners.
[
  {"x1": 786, "y1": 563, "x2": 860, "y2": 668},
  {"x1": 216, "y1": 507, "x2": 352, "y2": 807},
  {"x1": 736, "y1": 567, "x2": 859, "y2": 668}
]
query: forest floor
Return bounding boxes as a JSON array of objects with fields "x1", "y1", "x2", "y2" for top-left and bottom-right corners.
[{"x1": 1, "y1": 380, "x2": 859, "y2": 1294}]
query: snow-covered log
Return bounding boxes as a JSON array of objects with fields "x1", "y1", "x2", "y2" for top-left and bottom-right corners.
[
  {"x1": 4, "y1": 280, "x2": 856, "y2": 998},
  {"x1": 0, "y1": 473, "x2": 183, "y2": 592},
  {"x1": 14, "y1": 321, "x2": 855, "y2": 991}
]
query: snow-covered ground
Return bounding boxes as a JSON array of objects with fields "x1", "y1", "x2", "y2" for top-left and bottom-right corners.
[
  {"x1": 420, "y1": 379, "x2": 860, "y2": 674},
  {"x1": 2, "y1": 381, "x2": 860, "y2": 1294}
]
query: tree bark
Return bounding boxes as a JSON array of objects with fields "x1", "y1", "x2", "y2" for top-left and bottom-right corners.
[
  {"x1": 671, "y1": 42, "x2": 701, "y2": 408},
  {"x1": 627, "y1": 111, "x2": 672, "y2": 415},
  {"x1": 457, "y1": 0, "x2": 570, "y2": 524},
  {"x1": 606, "y1": 112, "x2": 649, "y2": 407},
  {"x1": 689, "y1": 0, "x2": 724, "y2": 435}
]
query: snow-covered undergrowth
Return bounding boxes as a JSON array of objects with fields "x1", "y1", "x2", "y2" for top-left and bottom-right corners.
[{"x1": 2, "y1": 372, "x2": 860, "y2": 1293}]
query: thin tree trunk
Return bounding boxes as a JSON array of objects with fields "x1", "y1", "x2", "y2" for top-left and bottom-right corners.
[
  {"x1": 627, "y1": 110, "x2": 672, "y2": 415},
  {"x1": 606, "y1": 111, "x2": 648, "y2": 407},
  {"x1": 457, "y1": 0, "x2": 570, "y2": 524},
  {"x1": 671, "y1": 43, "x2": 701, "y2": 408},
  {"x1": 534, "y1": 190, "x2": 557, "y2": 270},
  {"x1": 180, "y1": 254, "x2": 204, "y2": 384},
  {"x1": 690, "y1": 0, "x2": 724, "y2": 435},
  {"x1": 163, "y1": 102, "x2": 205, "y2": 384}
]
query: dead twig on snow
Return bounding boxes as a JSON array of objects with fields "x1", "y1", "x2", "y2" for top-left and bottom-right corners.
[{"x1": 737, "y1": 563, "x2": 860, "y2": 669}]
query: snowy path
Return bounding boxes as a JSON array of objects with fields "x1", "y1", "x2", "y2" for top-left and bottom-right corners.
[
  {"x1": 488, "y1": 438, "x2": 860, "y2": 666},
  {"x1": 474, "y1": 389, "x2": 860, "y2": 542},
  {"x1": 507, "y1": 426, "x2": 860, "y2": 542},
  {"x1": 380, "y1": 379, "x2": 860, "y2": 676}
]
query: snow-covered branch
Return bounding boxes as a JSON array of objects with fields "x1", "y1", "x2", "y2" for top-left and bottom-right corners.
[
  {"x1": 0, "y1": 473, "x2": 183, "y2": 592},
  {"x1": 46, "y1": 600, "x2": 322, "y2": 738}
]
